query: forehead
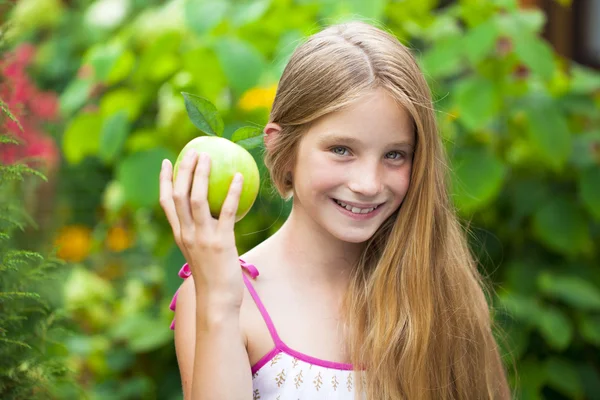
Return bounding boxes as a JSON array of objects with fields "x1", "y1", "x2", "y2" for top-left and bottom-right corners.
[{"x1": 304, "y1": 87, "x2": 415, "y2": 145}]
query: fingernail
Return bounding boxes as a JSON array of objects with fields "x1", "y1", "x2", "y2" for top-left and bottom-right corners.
[
  {"x1": 199, "y1": 152, "x2": 207, "y2": 162},
  {"x1": 186, "y1": 150, "x2": 196, "y2": 160},
  {"x1": 234, "y1": 173, "x2": 243, "y2": 183},
  {"x1": 162, "y1": 159, "x2": 168, "y2": 168}
]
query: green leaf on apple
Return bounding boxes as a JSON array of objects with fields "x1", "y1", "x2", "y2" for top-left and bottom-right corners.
[
  {"x1": 231, "y1": 126, "x2": 264, "y2": 150},
  {"x1": 181, "y1": 92, "x2": 224, "y2": 136}
]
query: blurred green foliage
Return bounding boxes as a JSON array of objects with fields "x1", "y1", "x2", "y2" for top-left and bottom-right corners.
[
  {"x1": 3, "y1": 0, "x2": 600, "y2": 398},
  {"x1": 0, "y1": 137, "x2": 81, "y2": 397},
  {"x1": 1, "y1": 4, "x2": 81, "y2": 397}
]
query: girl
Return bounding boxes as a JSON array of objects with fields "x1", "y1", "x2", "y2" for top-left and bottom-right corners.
[{"x1": 160, "y1": 21, "x2": 512, "y2": 400}]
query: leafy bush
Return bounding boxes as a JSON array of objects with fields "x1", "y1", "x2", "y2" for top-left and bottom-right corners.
[
  {"x1": 0, "y1": 6, "x2": 81, "y2": 395},
  {"x1": 0, "y1": 129, "x2": 80, "y2": 398}
]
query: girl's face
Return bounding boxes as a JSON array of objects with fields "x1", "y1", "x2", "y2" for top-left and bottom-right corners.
[{"x1": 291, "y1": 87, "x2": 415, "y2": 244}]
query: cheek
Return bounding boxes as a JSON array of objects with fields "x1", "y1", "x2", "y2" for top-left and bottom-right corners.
[
  {"x1": 387, "y1": 167, "x2": 412, "y2": 199},
  {"x1": 299, "y1": 152, "x2": 344, "y2": 190}
]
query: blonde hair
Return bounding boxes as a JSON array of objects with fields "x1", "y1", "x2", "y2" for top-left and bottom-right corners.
[{"x1": 264, "y1": 21, "x2": 512, "y2": 399}]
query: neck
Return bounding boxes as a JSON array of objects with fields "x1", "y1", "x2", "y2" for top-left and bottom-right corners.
[{"x1": 268, "y1": 200, "x2": 363, "y2": 286}]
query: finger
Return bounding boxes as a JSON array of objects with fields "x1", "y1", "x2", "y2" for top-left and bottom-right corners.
[
  {"x1": 217, "y1": 173, "x2": 244, "y2": 233},
  {"x1": 190, "y1": 152, "x2": 212, "y2": 227},
  {"x1": 159, "y1": 159, "x2": 181, "y2": 238},
  {"x1": 172, "y1": 150, "x2": 197, "y2": 232}
]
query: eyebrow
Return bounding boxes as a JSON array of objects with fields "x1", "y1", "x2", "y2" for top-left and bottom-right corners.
[{"x1": 318, "y1": 133, "x2": 414, "y2": 149}]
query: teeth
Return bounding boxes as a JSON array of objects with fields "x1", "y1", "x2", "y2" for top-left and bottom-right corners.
[{"x1": 335, "y1": 199, "x2": 377, "y2": 214}]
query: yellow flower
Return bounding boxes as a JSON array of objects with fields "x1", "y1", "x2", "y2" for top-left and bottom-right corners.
[
  {"x1": 55, "y1": 225, "x2": 92, "y2": 262},
  {"x1": 238, "y1": 84, "x2": 278, "y2": 112},
  {"x1": 106, "y1": 225, "x2": 134, "y2": 252}
]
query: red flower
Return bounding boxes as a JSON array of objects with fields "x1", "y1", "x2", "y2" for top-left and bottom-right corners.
[
  {"x1": 0, "y1": 143, "x2": 19, "y2": 165},
  {"x1": 0, "y1": 43, "x2": 61, "y2": 170},
  {"x1": 24, "y1": 135, "x2": 60, "y2": 170},
  {"x1": 12, "y1": 77, "x2": 34, "y2": 104},
  {"x1": 15, "y1": 43, "x2": 36, "y2": 65},
  {"x1": 29, "y1": 91, "x2": 59, "y2": 120}
]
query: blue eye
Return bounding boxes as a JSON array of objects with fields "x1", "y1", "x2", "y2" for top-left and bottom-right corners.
[
  {"x1": 331, "y1": 146, "x2": 349, "y2": 156},
  {"x1": 385, "y1": 151, "x2": 404, "y2": 160}
]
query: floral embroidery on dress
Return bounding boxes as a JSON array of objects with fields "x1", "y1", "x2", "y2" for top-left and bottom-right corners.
[
  {"x1": 253, "y1": 389, "x2": 260, "y2": 399},
  {"x1": 313, "y1": 371, "x2": 323, "y2": 391},
  {"x1": 275, "y1": 369, "x2": 286, "y2": 387},
  {"x1": 294, "y1": 369, "x2": 304, "y2": 389},
  {"x1": 250, "y1": 351, "x2": 362, "y2": 398},
  {"x1": 270, "y1": 353, "x2": 282, "y2": 366},
  {"x1": 332, "y1": 374, "x2": 339, "y2": 391}
]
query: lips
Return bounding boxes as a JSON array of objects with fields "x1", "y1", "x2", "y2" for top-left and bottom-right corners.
[
  {"x1": 333, "y1": 199, "x2": 379, "y2": 214},
  {"x1": 330, "y1": 197, "x2": 386, "y2": 221}
]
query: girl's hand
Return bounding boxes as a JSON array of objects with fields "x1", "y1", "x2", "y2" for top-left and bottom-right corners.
[{"x1": 159, "y1": 150, "x2": 245, "y2": 311}]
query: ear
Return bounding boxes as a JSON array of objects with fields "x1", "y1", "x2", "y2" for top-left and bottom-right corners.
[{"x1": 263, "y1": 122, "x2": 282, "y2": 152}]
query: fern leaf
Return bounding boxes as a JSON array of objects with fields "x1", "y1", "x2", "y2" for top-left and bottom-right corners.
[
  {"x1": 0, "y1": 338, "x2": 32, "y2": 350},
  {"x1": 0, "y1": 99, "x2": 23, "y2": 132},
  {"x1": 0, "y1": 134, "x2": 21, "y2": 145}
]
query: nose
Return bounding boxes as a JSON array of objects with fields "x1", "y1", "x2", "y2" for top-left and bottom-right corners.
[{"x1": 347, "y1": 161, "x2": 383, "y2": 197}]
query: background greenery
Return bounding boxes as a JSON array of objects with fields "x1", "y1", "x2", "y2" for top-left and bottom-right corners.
[{"x1": 1, "y1": 0, "x2": 599, "y2": 398}]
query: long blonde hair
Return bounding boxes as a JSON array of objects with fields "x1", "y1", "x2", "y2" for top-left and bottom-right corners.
[{"x1": 264, "y1": 21, "x2": 512, "y2": 399}]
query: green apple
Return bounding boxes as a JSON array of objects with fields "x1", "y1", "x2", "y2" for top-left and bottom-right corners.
[{"x1": 173, "y1": 136, "x2": 260, "y2": 222}]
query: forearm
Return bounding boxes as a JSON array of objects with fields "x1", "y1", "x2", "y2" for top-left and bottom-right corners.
[{"x1": 191, "y1": 299, "x2": 252, "y2": 400}]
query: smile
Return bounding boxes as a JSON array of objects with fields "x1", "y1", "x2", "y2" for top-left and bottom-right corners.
[{"x1": 332, "y1": 198, "x2": 383, "y2": 218}]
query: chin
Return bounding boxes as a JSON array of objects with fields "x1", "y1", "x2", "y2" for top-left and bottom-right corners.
[{"x1": 329, "y1": 226, "x2": 379, "y2": 244}]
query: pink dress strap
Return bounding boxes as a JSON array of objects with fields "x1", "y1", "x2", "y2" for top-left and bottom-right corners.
[
  {"x1": 169, "y1": 259, "x2": 260, "y2": 330},
  {"x1": 238, "y1": 260, "x2": 284, "y2": 348},
  {"x1": 239, "y1": 258, "x2": 259, "y2": 279}
]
